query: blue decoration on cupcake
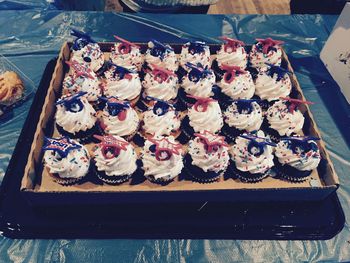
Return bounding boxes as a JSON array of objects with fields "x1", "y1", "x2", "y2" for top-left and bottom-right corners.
[
  {"x1": 188, "y1": 41, "x2": 207, "y2": 55},
  {"x1": 186, "y1": 62, "x2": 212, "y2": 83},
  {"x1": 71, "y1": 29, "x2": 96, "y2": 51},
  {"x1": 56, "y1": 91, "x2": 87, "y2": 113},
  {"x1": 233, "y1": 99, "x2": 261, "y2": 114},
  {"x1": 281, "y1": 136, "x2": 320, "y2": 155},
  {"x1": 149, "y1": 40, "x2": 173, "y2": 60},
  {"x1": 100, "y1": 96, "x2": 130, "y2": 116},
  {"x1": 103, "y1": 61, "x2": 135, "y2": 80},
  {"x1": 146, "y1": 96, "x2": 173, "y2": 116},
  {"x1": 42, "y1": 136, "x2": 81, "y2": 158},
  {"x1": 266, "y1": 64, "x2": 290, "y2": 81},
  {"x1": 240, "y1": 134, "x2": 276, "y2": 157}
]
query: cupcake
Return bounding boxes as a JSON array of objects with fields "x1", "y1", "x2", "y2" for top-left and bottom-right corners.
[
  {"x1": 275, "y1": 136, "x2": 321, "y2": 182},
  {"x1": 218, "y1": 65, "x2": 255, "y2": 107},
  {"x1": 103, "y1": 62, "x2": 141, "y2": 106},
  {"x1": 145, "y1": 40, "x2": 178, "y2": 72},
  {"x1": 62, "y1": 60, "x2": 102, "y2": 103},
  {"x1": 55, "y1": 91, "x2": 97, "y2": 143},
  {"x1": 222, "y1": 99, "x2": 263, "y2": 142},
  {"x1": 264, "y1": 98, "x2": 311, "y2": 142},
  {"x1": 110, "y1": 35, "x2": 143, "y2": 71},
  {"x1": 140, "y1": 64, "x2": 179, "y2": 109},
  {"x1": 42, "y1": 136, "x2": 90, "y2": 185},
  {"x1": 141, "y1": 136, "x2": 184, "y2": 184},
  {"x1": 186, "y1": 130, "x2": 229, "y2": 183},
  {"x1": 92, "y1": 134, "x2": 138, "y2": 184},
  {"x1": 254, "y1": 65, "x2": 292, "y2": 106},
  {"x1": 70, "y1": 29, "x2": 104, "y2": 72},
  {"x1": 179, "y1": 63, "x2": 216, "y2": 106},
  {"x1": 179, "y1": 41, "x2": 211, "y2": 71},
  {"x1": 179, "y1": 96, "x2": 223, "y2": 143},
  {"x1": 99, "y1": 97, "x2": 140, "y2": 140},
  {"x1": 142, "y1": 99, "x2": 181, "y2": 137},
  {"x1": 216, "y1": 37, "x2": 247, "y2": 69},
  {"x1": 249, "y1": 38, "x2": 284, "y2": 69},
  {"x1": 0, "y1": 71, "x2": 24, "y2": 105},
  {"x1": 229, "y1": 131, "x2": 275, "y2": 183}
]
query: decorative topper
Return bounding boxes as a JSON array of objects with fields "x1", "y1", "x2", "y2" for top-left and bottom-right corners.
[
  {"x1": 150, "y1": 63, "x2": 176, "y2": 83},
  {"x1": 233, "y1": 99, "x2": 260, "y2": 114},
  {"x1": 148, "y1": 137, "x2": 182, "y2": 161},
  {"x1": 256, "y1": 38, "x2": 284, "y2": 54},
  {"x1": 100, "y1": 96, "x2": 130, "y2": 120},
  {"x1": 42, "y1": 136, "x2": 81, "y2": 158},
  {"x1": 194, "y1": 130, "x2": 228, "y2": 153},
  {"x1": 71, "y1": 29, "x2": 96, "y2": 51},
  {"x1": 281, "y1": 136, "x2": 320, "y2": 155},
  {"x1": 103, "y1": 61, "x2": 134, "y2": 80},
  {"x1": 219, "y1": 36, "x2": 245, "y2": 53},
  {"x1": 266, "y1": 64, "x2": 290, "y2": 81},
  {"x1": 94, "y1": 135, "x2": 129, "y2": 159},
  {"x1": 149, "y1": 40, "x2": 173, "y2": 60},
  {"x1": 240, "y1": 134, "x2": 276, "y2": 156},
  {"x1": 187, "y1": 95, "x2": 216, "y2": 112},
  {"x1": 221, "y1": 64, "x2": 247, "y2": 84},
  {"x1": 56, "y1": 91, "x2": 87, "y2": 113},
  {"x1": 65, "y1": 60, "x2": 95, "y2": 79},
  {"x1": 279, "y1": 97, "x2": 314, "y2": 113},
  {"x1": 146, "y1": 96, "x2": 173, "y2": 116},
  {"x1": 186, "y1": 62, "x2": 212, "y2": 83},
  {"x1": 187, "y1": 41, "x2": 207, "y2": 55},
  {"x1": 114, "y1": 35, "x2": 140, "y2": 54}
]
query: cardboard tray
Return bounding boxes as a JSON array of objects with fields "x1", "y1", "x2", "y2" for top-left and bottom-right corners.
[{"x1": 20, "y1": 42, "x2": 340, "y2": 205}]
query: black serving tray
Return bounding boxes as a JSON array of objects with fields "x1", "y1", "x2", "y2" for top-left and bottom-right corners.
[{"x1": 0, "y1": 59, "x2": 345, "y2": 240}]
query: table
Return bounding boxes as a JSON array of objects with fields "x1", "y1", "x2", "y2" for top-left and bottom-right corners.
[{"x1": 0, "y1": 10, "x2": 349, "y2": 262}]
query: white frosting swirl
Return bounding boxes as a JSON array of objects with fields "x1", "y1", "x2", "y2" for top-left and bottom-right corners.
[
  {"x1": 275, "y1": 140, "x2": 321, "y2": 171},
  {"x1": 143, "y1": 108, "x2": 181, "y2": 136},
  {"x1": 93, "y1": 136, "x2": 137, "y2": 176},
  {"x1": 224, "y1": 102, "x2": 263, "y2": 132},
  {"x1": 104, "y1": 71, "x2": 142, "y2": 101},
  {"x1": 230, "y1": 131, "x2": 274, "y2": 174},
  {"x1": 43, "y1": 141, "x2": 90, "y2": 179},
  {"x1": 55, "y1": 96, "x2": 97, "y2": 134},
  {"x1": 101, "y1": 106, "x2": 139, "y2": 137},
  {"x1": 219, "y1": 72, "x2": 255, "y2": 99},
  {"x1": 266, "y1": 100, "x2": 305, "y2": 136},
  {"x1": 188, "y1": 101, "x2": 223, "y2": 133},
  {"x1": 142, "y1": 72, "x2": 179, "y2": 101},
  {"x1": 216, "y1": 45, "x2": 247, "y2": 69},
  {"x1": 62, "y1": 74, "x2": 101, "y2": 102},
  {"x1": 249, "y1": 44, "x2": 282, "y2": 69},
  {"x1": 145, "y1": 49, "x2": 178, "y2": 72},
  {"x1": 188, "y1": 136, "x2": 229, "y2": 173},
  {"x1": 179, "y1": 43, "x2": 211, "y2": 69},
  {"x1": 254, "y1": 72, "x2": 292, "y2": 101},
  {"x1": 181, "y1": 71, "x2": 215, "y2": 97},
  {"x1": 71, "y1": 43, "x2": 104, "y2": 72},
  {"x1": 141, "y1": 136, "x2": 184, "y2": 181},
  {"x1": 110, "y1": 43, "x2": 143, "y2": 70}
]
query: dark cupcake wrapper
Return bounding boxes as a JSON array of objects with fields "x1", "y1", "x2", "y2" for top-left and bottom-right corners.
[
  {"x1": 51, "y1": 174, "x2": 85, "y2": 186},
  {"x1": 56, "y1": 123, "x2": 100, "y2": 144},
  {"x1": 220, "y1": 123, "x2": 243, "y2": 143},
  {"x1": 274, "y1": 160, "x2": 312, "y2": 183},
  {"x1": 184, "y1": 154, "x2": 223, "y2": 183},
  {"x1": 178, "y1": 116, "x2": 195, "y2": 144},
  {"x1": 95, "y1": 170, "x2": 131, "y2": 185},
  {"x1": 228, "y1": 161, "x2": 270, "y2": 183},
  {"x1": 146, "y1": 175, "x2": 175, "y2": 185}
]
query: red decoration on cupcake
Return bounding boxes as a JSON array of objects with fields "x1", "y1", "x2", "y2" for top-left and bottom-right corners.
[
  {"x1": 187, "y1": 95, "x2": 217, "y2": 112},
  {"x1": 194, "y1": 130, "x2": 228, "y2": 153},
  {"x1": 150, "y1": 63, "x2": 176, "y2": 83},
  {"x1": 114, "y1": 35, "x2": 140, "y2": 54},
  {"x1": 149, "y1": 137, "x2": 182, "y2": 161},
  {"x1": 94, "y1": 135, "x2": 129, "y2": 159},
  {"x1": 280, "y1": 97, "x2": 314, "y2": 113},
  {"x1": 256, "y1": 38, "x2": 284, "y2": 54},
  {"x1": 220, "y1": 64, "x2": 246, "y2": 84},
  {"x1": 219, "y1": 36, "x2": 245, "y2": 53},
  {"x1": 66, "y1": 60, "x2": 94, "y2": 79}
]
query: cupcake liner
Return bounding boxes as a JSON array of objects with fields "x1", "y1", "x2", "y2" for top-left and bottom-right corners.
[
  {"x1": 56, "y1": 123, "x2": 100, "y2": 144},
  {"x1": 228, "y1": 161, "x2": 270, "y2": 183},
  {"x1": 220, "y1": 123, "x2": 242, "y2": 143},
  {"x1": 184, "y1": 154, "x2": 223, "y2": 183},
  {"x1": 49, "y1": 172, "x2": 85, "y2": 186},
  {"x1": 275, "y1": 161, "x2": 312, "y2": 182},
  {"x1": 145, "y1": 175, "x2": 175, "y2": 185},
  {"x1": 96, "y1": 170, "x2": 131, "y2": 185}
]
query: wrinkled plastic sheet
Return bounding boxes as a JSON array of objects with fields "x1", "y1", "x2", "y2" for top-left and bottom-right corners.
[{"x1": 0, "y1": 11, "x2": 349, "y2": 262}]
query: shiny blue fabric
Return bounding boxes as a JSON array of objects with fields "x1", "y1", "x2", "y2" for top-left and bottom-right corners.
[{"x1": 0, "y1": 11, "x2": 349, "y2": 262}]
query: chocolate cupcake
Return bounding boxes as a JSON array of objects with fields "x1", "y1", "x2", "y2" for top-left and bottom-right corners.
[
  {"x1": 249, "y1": 38, "x2": 284, "y2": 69},
  {"x1": 229, "y1": 131, "x2": 276, "y2": 183},
  {"x1": 92, "y1": 135, "x2": 138, "y2": 184},
  {"x1": 42, "y1": 136, "x2": 90, "y2": 185},
  {"x1": 274, "y1": 136, "x2": 321, "y2": 182},
  {"x1": 144, "y1": 40, "x2": 178, "y2": 72},
  {"x1": 186, "y1": 131, "x2": 229, "y2": 183}
]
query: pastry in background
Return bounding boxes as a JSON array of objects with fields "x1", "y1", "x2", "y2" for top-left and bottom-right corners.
[{"x1": 0, "y1": 71, "x2": 24, "y2": 105}]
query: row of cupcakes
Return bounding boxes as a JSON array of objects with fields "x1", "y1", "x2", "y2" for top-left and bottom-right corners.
[{"x1": 42, "y1": 130, "x2": 321, "y2": 186}]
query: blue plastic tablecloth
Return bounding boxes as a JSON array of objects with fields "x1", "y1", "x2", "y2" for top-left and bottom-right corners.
[{"x1": 0, "y1": 11, "x2": 349, "y2": 262}]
